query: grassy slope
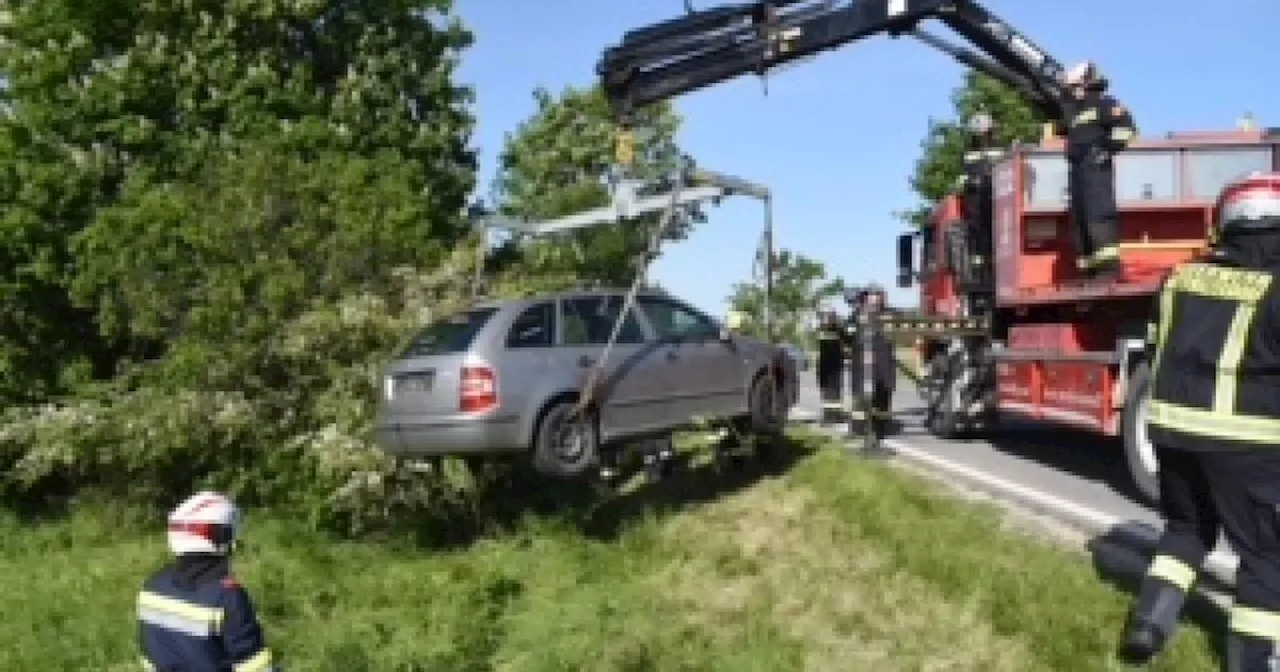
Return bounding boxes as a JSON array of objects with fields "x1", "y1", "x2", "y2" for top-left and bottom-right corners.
[{"x1": 0, "y1": 432, "x2": 1216, "y2": 671}]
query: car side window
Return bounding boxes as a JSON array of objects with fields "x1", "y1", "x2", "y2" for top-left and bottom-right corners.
[
  {"x1": 561, "y1": 296, "x2": 645, "y2": 346},
  {"x1": 638, "y1": 297, "x2": 718, "y2": 341},
  {"x1": 505, "y1": 302, "x2": 555, "y2": 348}
]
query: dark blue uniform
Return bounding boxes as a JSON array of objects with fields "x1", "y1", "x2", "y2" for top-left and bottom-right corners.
[
  {"x1": 1121, "y1": 233, "x2": 1280, "y2": 669},
  {"x1": 138, "y1": 554, "x2": 277, "y2": 671},
  {"x1": 1058, "y1": 89, "x2": 1136, "y2": 276}
]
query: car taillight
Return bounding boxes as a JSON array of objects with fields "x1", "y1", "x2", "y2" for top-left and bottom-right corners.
[{"x1": 459, "y1": 365, "x2": 497, "y2": 413}]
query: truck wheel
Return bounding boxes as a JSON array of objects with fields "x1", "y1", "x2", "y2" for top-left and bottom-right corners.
[
  {"x1": 1122, "y1": 361, "x2": 1161, "y2": 505},
  {"x1": 531, "y1": 400, "x2": 599, "y2": 479}
]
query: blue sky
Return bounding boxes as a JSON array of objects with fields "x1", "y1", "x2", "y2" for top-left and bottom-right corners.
[{"x1": 455, "y1": 0, "x2": 1279, "y2": 316}]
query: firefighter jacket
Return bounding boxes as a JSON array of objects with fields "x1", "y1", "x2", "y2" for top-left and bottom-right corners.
[
  {"x1": 138, "y1": 554, "x2": 278, "y2": 672},
  {"x1": 1058, "y1": 90, "x2": 1137, "y2": 159},
  {"x1": 844, "y1": 312, "x2": 896, "y2": 389},
  {"x1": 1144, "y1": 241, "x2": 1280, "y2": 452},
  {"x1": 816, "y1": 321, "x2": 844, "y2": 368}
]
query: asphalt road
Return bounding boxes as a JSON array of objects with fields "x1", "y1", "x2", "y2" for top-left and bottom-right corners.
[{"x1": 790, "y1": 369, "x2": 1162, "y2": 528}]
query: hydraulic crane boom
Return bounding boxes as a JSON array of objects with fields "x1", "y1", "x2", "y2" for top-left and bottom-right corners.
[{"x1": 598, "y1": 0, "x2": 1071, "y2": 123}]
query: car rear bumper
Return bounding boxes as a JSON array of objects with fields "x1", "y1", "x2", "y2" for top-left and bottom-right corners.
[{"x1": 374, "y1": 412, "x2": 524, "y2": 456}]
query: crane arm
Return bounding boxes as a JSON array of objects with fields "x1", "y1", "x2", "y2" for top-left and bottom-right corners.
[
  {"x1": 598, "y1": 0, "x2": 1071, "y2": 123},
  {"x1": 481, "y1": 168, "x2": 770, "y2": 236}
]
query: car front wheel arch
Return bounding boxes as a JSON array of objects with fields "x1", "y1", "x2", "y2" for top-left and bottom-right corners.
[{"x1": 529, "y1": 393, "x2": 600, "y2": 479}]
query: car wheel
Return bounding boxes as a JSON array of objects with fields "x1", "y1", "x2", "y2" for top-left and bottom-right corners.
[
  {"x1": 1122, "y1": 361, "x2": 1161, "y2": 505},
  {"x1": 748, "y1": 369, "x2": 787, "y2": 436},
  {"x1": 531, "y1": 400, "x2": 599, "y2": 479}
]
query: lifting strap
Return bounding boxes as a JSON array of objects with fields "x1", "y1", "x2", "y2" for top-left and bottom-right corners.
[{"x1": 573, "y1": 146, "x2": 691, "y2": 417}]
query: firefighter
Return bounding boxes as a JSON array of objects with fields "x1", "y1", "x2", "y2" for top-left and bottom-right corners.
[
  {"x1": 1058, "y1": 61, "x2": 1137, "y2": 279},
  {"x1": 957, "y1": 112, "x2": 1003, "y2": 283},
  {"x1": 1117, "y1": 172, "x2": 1280, "y2": 670},
  {"x1": 815, "y1": 307, "x2": 845, "y2": 423},
  {"x1": 139, "y1": 491, "x2": 279, "y2": 672},
  {"x1": 846, "y1": 284, "x2": 896, "y2": 454}
]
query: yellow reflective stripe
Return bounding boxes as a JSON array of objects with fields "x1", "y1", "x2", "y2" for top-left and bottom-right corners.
[
  {"x1": 137, "y1": 591, "x2": 223, "y2": 635},
  {"x1": 1147, "y1": 554, "x2": 1197, "y2": 590},
  {"x1": 1094, "y1": 245, "x2": 1120, "y2": 261},
  {"x1": 233, "y1": 648, "x2": 275, "y2": 672},
  {"x1": 1214, "y1": 304, "x2": 1256, "y2": 413},
  {"x1": 820, "y1": 402, "x2": 843, "y2": 410},
  {"x1": 1148, "y1": 400, "x2": 1280, "y2": 444},
  {"x1": 1229, "y1": 605, "x2": 1280, "y2": 642},
  {"x1": 1167, "y1": 263, "x2": 1274, "y2": 302},
  {"x1": 1150, "y1": 282, "x2": 1177, "y2": 382},
  {"x1": 1072, "y1": 108, "x2": 1099, "y2": 125},
  {"x1": 1110, "y1": 127, "x2": 1135, "y2": 141}
]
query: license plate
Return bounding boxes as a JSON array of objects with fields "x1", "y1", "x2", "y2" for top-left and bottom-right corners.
[{"x1": 396, "y1": 372, "x2": 434, "y2": 393}]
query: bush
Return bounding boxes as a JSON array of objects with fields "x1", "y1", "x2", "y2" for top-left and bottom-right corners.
[{"x1": 0, "y1": 255, "x2": 497, "y2": 536}]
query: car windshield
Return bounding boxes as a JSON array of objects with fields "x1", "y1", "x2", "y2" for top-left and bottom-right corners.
[{"x1": 399, "y1": 307, "x2": 498, "y2": 357}]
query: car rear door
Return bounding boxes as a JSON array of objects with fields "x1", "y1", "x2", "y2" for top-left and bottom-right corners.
[
  {"x1": 558, "y1": 294, "x2": 668, "y2": 440},
  {"x1": 635, "y1": 296, "x2": 747, "y2": 422}
]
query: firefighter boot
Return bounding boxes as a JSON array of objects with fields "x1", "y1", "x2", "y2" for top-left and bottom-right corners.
[
  {"x1": 1223, "y1": 631, "x2": 1277, "y2": 672},
  {"x1": 1117, "y1": 582, "x2": 1187, "y2": 664}
]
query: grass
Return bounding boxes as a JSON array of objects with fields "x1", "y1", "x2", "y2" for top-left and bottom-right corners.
[{"x1": 0, "y1": 431, "x2": 1217, "y2": 671}]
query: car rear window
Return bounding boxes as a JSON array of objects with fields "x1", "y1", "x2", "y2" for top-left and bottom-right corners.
[{"x1": 399, "y1": 308, "x2": 498, "y2": 357}]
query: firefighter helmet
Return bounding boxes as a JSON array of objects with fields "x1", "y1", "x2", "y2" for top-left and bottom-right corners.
[
  {"x1": 1213, "y1": 171, "x2": 1280, "y2": 237},
  {"x1": 1064, "y1": 61, "x2": 1094, "y2": 86},
  {"x1": 167, "y1": 491, "x2": 243, "y2": 556},
  {"x1": 967, "y1": 113, "x2": 994, "y2": 135}
]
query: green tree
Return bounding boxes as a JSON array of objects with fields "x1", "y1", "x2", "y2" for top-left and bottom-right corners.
[
  {"x1": 898, "y1": 72, "x2": 1050, "y2": 228},
  {"x1": 725, "y1": 249, "x2": 846, "y2": 345},
  {"x1": 487, "y1": 85, "x2": 684, "y2": 291},
  {"x1": 0, "y1": 0, "x2": 476, "y2": 399}
]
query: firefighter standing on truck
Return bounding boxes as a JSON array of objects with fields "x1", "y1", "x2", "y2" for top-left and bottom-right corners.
[
  {"x1": 1117, "y1": 172, "x2": 1280, "y2": 671},
  {"x1": 138, "y1": 491, "x2": 279, "y2": 672},
  {"x1": 816, "y1": 307, "x2": 845, "y2": 423},
  {"x1": 957, "y1": 112, "x2": 1003, "y2": 284},
  {"x1": 845, "y1": 285, "x2": 896, "y2": 456},
  {"x1": 1057, "y1": 61, "x2": 1137, "y2": 280}
]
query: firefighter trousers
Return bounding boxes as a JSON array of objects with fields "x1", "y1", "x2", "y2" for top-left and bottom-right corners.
[
  {"x1": 1068, "y1": 157, "x2": 1119, "y2": 270},
  {"x1": 1142, "y1": 444, "x2": 1280, "y2": 669}
]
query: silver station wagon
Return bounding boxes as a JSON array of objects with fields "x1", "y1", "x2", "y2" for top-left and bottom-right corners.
[{"x1": 374, "y1": 289, "x2": 797, "y2": 478}]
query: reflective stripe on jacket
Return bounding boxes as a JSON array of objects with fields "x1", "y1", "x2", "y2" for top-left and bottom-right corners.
[{"x1": 1146, "y1": 261, "x2": 1280, "y2": 450}]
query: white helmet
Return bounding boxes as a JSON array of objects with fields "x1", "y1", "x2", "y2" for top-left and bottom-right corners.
[
  {"x1": 167, "y1": 491, "x2": 243, "y2": 556},
  {"x1": 1064, "y1": 61, "x2": 1098, "y2": 87},
  {"x1": 967, "y1": 113, "x2": 994, "y2": 134}
]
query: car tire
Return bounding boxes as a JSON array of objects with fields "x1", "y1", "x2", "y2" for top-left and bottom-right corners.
[
  {"x1": 1122, "y1": 361, "x2": 1161, "y2": 505},
  {"x1": 531, "y1": 399, "x2": 599, "y2": 479},
  {"x1": 747, "y1": 369, "x2": 787, "y2": 437}
]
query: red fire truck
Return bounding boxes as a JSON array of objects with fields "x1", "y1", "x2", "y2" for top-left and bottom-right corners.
[
  {"x1": 900, "y1": 126, "x2": 1280, "y2": 502},
  {"x1": 595, "y1": 0, "x2": 1278, "y2": 500}
]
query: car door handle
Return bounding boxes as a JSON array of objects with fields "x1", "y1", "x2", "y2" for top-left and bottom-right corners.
[
  {"x1": 666, "y1": 350, "x2": 678, "y2": 361},
  {"x1": 578, "y1": 355, "x2": 594, "y2": 368}
]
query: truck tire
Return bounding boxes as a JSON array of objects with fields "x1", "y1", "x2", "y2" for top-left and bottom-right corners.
[
  {"x1": 531, "y1": 399, "x2": 599, "y2": 479},
  {"x1": 1121, "y1": 361, "x2": 1161, "y2": 505}
]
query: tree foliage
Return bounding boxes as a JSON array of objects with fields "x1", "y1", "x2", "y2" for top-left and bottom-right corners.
[
  {"x1": 725, "y1": 249, "x2": 845, "y2": 346},
  {"x1": 0, "y1": 0, "x2": 507, "y2": 533},
  {"x1": 898, "y1": 72, "x2": 1050, "y2": 227},
  {"x1": 487, "y1": 85, "x2": 685, "y2": 290},
  {"x1": 0, "y1": 0, "x2": 476, "y2": 401}
]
